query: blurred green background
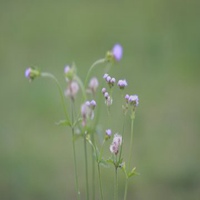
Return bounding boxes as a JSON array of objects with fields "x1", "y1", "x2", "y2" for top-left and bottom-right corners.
[{"x1": 0, "y1": 0, "x2": 200, "y2": 200}]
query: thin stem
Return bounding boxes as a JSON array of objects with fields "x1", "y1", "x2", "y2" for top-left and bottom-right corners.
[
  {"x1": 71, "y1": 101, "x2": 81, "y2": 200},
  {"x1": 91, "y1": 133, "x2": 95, "y2": 200},
  {"x1": 84, "y1": 135, "x2": 89, "y2": 200},
  {"x1": 41, "y1": 72, "x2": 70, "y2": 122},
  {"x1": 124, "y1": 114, "x2": 135, "y2": 200},
  {"x1": 84, "y1": 58, "x2": 106, "y2": 87},
  {"x1": 123, "y1": 179, "x2": 128, "y2": 200},
  {"x1": 97, "y1": 163, "x2": 104, "y2": 200},
  {"x1": 128, "y1": 116, "x2": 135, "y2": 169},
  {"x1": 74, "y1": 75, "x2": 87, "y2": 101},
  {"x1": 115, "y1": 166, "x2": 118, "y2": 200}
]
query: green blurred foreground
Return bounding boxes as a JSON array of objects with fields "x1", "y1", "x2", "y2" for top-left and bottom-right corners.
[{"x1": 0, "y1": 1, "x2": 200, "y2": 200}]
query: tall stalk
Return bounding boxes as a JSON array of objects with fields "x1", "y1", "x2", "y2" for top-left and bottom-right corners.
[
  {"x1": 71, "y1": 101, "x2": 81, "y2": 200},
  {"x1": 124, "y1": 113, "x2": 135, "y2": 200},
  {"x1": 84, "y1": 134, "x2": 89, "y2": 200},
  {"x1": 97, "y1": 163, "x2": 104, "y2": 200}
]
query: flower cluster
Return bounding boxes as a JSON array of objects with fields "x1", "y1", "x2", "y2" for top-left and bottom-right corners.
[
  {"x1": 103, "y1": 73, "x2": 116, "y2": 88},
  {"x1": 125, "y1": 94, "x2": 139, "y2": 107},
  {"x1": 64, "y1": 65, "x2": 79, "y2": 100},
  {"x1": 102, "y1": 87, "x2": 113, "y2": 106},
  {"x1": 24, "y1": 43, "x2": 140, "y2": 200},
  {"x1": 118, "y1": 79, "x2": 128, "y2": 89},
  {"x1": 110, "y1": 133, "x2": 122, "y2": 155},
  {"x1": 81, "y1": 100, "x2": 96, "y2": 126}
]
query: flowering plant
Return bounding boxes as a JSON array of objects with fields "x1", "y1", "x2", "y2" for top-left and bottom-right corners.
[{"x1": 25, "y1": 44, "x2": 139, "y2": 200}]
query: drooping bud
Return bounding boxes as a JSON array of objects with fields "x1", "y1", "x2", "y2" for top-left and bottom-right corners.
[
  {"x1": 25, "y1": 67, "x2": 40, "y2": 81},
  {"x1": 64, "y1": 65, "x2": 75, "y2": 81}
]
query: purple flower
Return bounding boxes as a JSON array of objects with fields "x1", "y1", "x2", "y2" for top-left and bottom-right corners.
[
  {"x1": 106, "y1": 76, "x2": 111, "y2": 83},
  {"x1": 118, "y1": 79, "x2": 128, "y2": 89},
  {"x1": 90, "y1": 100, "x2": 96, "y2": 109},
  {"x1": 125, "y1": 94, "x2": 130, "y2": 102},
  {"x1": 104, "y1": 92, "x2": 109, "y2": 99},
  {"x1": 102, "y1": 88, "x2": 106, "y2": 94},
  {"x1": 65, "y1": 81, "x2": 79, "y2": 99},
  {"x1": 106, "y1": 129, "x2": 112, "y2": 137},
  {"x1": 110, "y1": 133, "x2": 122, "y2": 155},
  {"x1": 128, "y1": 95, "x2": 139, "y2": 107},
  {"x1": 103, "y1": 73, "x2": 109, "y2": 79},
  {"x1": 88, "y1": 77, "x2": 99, "y2": 94},
  {"x1": 64, "y1": 65, "x2": 71, "y2": 74},
  {"x1": 25, "y1": 67, "x2": 40, "y2": 81},
  {"x1": 112, "y1": 44, "x2": 123, "y2": 61},
  {"x1": 110, "y1": 78, "x2": 116, "y2": 84},
  {"x1": 25, "y1": 68, "x2": 31, "y2": 79},
  {"x1": 81, "y1": 100, "x2": 97, "y2": 126}
]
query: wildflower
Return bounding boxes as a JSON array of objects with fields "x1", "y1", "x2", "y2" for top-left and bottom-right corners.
[
  {"x1": 104, "y1": 73, "x2": 116, "y2": 87},
  {"x1": 103, "y1": 73, "x2": 109, "y2": 79},
  {"x1": 125, "y1": 94, "x2": 130, "y2": 102},
  {"x1": 104, "y1": 92, "x2": 109, "y2": 99},
  {"x1": 90, "y1": 100, "x2": 96, "y2": 109},
  {"x1": 105, "y1": 96, "x2": 113, "y2": 106},
  {"x1": 88, "y1": 77, "x2": 99, "y2": 95},
  {"x1": 110, "y1": 78, "x2": 116, "y2": 85},
  {"x1": 112, "y1": 44, "x2": 123, "y2": 61},
  {"x1": 102, "y1": 88, "x2": 106, "y2": 94},
  {"x1": 110, "y1": 133, "x2": 122, "y2": 155},
  {"x1": 106, "y1": 76, "x2": 111, "y2": 83},
  {"x1": 64, "y1": 65, "x2": 75, "y2": 81},
  {"x1": 128, "y1": 95, "x2": 139, "y2": 107},
  {"x1": 65, "y1": 81, "x2": 79, "y2": 100},
  {"x1": 118, "y1": 79, "x2": 128, "y2": 89},
  {"x1": 25, "y1": 67, "x2": 40, "y2": 81},
  {"x1": 81, "y1": 100, "x2": 97, "y2": 126},
  {"x1": 106, "y1": 129, "x2": 112, "y2": 137}
]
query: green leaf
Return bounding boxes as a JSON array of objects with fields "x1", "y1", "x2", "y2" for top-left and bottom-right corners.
[
  {"x1": 106, "y1": 158, "x2": 115, "y2": 165},
  {"x1": 55, "y1": 119, "x2": 71, "y2": 127},
  {"x1": 99, "y1": 159, "x2": 110, "y2": 168},
  {"x1": 72, "y1": 118, "x2": 82, "y2": 127},
  {"x1": 128, "y1": 167, "x2": 139, "y2": 178}
]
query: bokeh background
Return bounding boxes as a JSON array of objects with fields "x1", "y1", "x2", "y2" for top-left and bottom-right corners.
[{"x1": 0, "y1": 1, "x2": 200, "y2": 200}]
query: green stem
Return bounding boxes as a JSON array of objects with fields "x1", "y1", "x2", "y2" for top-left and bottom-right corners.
[
  {"x1": 84, "y1": 134, "x2": 89, "y2": 200},
  {"x1": 97, "y1": 163, "x2": 104, "y2": 200},
  {"x1": 124, "y1": 114, "x2": 135, "y2": 200},
  {"x1": 84, "y1": 58, "x2": 106, "y2": 87},
  {"x1": 71, "y1": 101, "x2": 81, "y2": 200},
  {"x1": 41, "y1": 72, "x2": 70, "y2": 122},
  {"x1": 115, "y1": 166, "x2": 118, "y2": 200},
  {"x1": 74, "y1": 75, "x2": 87, "y2": 101},
  {"x1": 91, "y1": 133, "x2": 95, "y2": 200},
  {"x1": 123, "y1": 179, "x2": 128, "y2": 200},
  {"x1": 128, "y1": 116, "x2": 135, "y2": 169}
]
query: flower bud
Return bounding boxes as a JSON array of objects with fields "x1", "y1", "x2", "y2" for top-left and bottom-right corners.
[
  {"x1": 88, "y1": 77, "x2": 99, "y2": 94},
  {"x1": 118, "y1": 79, "x2": 128, "y2": 89},
  {"x1": 65, "y1": 81, "x2": 79, "y2": 100},
  {"x1": 128, "y1": 95, "x2": 139, "y2": 107},
  {"x1": 25, "y1": 67, "x2": 40, "y2": 81}
]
